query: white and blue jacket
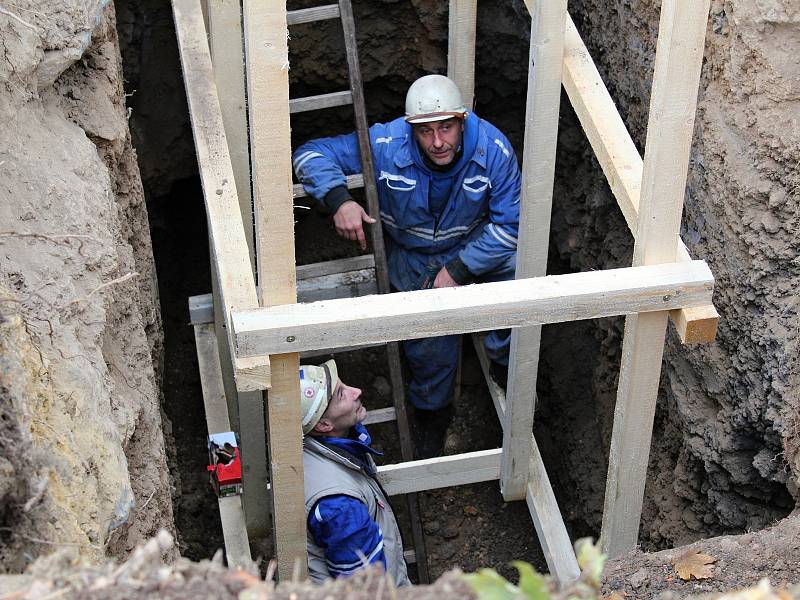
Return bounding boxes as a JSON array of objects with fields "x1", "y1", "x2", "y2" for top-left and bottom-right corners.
[{"x1": 294, "y1": 112, "x2": 521, "y2": 291}]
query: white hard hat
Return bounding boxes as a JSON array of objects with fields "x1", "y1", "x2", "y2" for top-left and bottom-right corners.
[
  {"x1": 299, "y1": 360, "x2": 339, "y2": 434},
  {"x1": 405, "y1": 75, "x2": 467, "y2": 124}
]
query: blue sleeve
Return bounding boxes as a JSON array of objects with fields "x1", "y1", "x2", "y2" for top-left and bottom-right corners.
[
  {"x1": 293, "y1": 132, "x2": 365, "y2": 207},
  {"x1": 458, "y1": 136, "x2": 521, "y2": 276},
  {"x1": 308, "y1": 495, "x2": 387, "y2": 578}
]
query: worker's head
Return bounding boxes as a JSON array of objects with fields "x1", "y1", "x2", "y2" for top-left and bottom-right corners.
[
  {"x1": 299, "y1": 359, "x2": 366, "y2": 437},
  {"x1": 405, "y1": 75, "x2": 467, "y2": 166}
]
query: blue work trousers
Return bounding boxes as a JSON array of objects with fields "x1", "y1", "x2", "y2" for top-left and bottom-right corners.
[{"x1": 403, "y1": 253, "x2": 516, "y2": 411}]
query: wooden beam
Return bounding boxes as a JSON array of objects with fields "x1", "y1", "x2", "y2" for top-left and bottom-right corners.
[
  {"x1": 363, "y1": 407, "x2": 397, "y2": 425},
  {"x1": 501, "y1": 0, "x2": 567, "y2": 502},
  {"x1": 172, "y1": 0, "x2": 270, "y2": 392},
  {"x1": 472, "y1": 334, "x2": 507, "y2": 421},
  {"x1": 286, "y1": 4, "x2": 339, "y2": 26},
  {"x1": 296, "y1": 254, "x2": 375, "y2": 279},
  {"x1": 206, "y1": 1, "x2": 271, "y2": 539},
  {"x1": 242, "y1": 0, "x2": 306, "y2": 580},
  {"x1": 233, "y1": 261, "x2": 714, "y2": 357},
  {"x1": 207, "y1": 0, "x2": 254, "y2": 271},
  {"x1": 600, "y1": 0, "x2": 711, "y2": 559},
  {"x1": 521, "y1": 1, "x2": 717, "y2": 343},
  {"x1": 296, "y1": 267, "x2": 377, "y2": 303},
  {"x1": 193, "y1": 322, "x2": 252, "y2": 569},
  {"x1": 289, "y1": 90, "x2": 353, "y2": 113},
  {"x1": 527, "y1": 436, "x2": 580, "y2": 583},
  {"x1": 556, "y1": 8, "x2": 718, "y2": 343},
  {"x1": 376, "y1": 449, "x2": 502, "y2": 496},
  {"x1": 447, "y1": 0, "x2": 477, "y2": 109}
]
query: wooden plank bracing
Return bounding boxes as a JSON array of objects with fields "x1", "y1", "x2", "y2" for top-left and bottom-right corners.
[
  {"x1": 377, "y1": 449, "x2": 502, "y2": 496},
  {"x1": 293, "y1": 173, "x2": 364, "y2": 199},
  {"x1": 556, "y1": 8, "x2": 718, "y2": 343},
  {"x1": 527, "y1": 437, "x2": 580, "y2": 582},
  {"x1": 289, "y1": 90, "x2": 353, "y2": 113},
  {"x1": 193, "y1": 322, "x2": 252, "y2": 569},
  {"x1": 521, "y1": 0, "x2": 717, "y2": 343},
  {"x1": 600, "y1": 0, "x2": 711, "y2": 558},
  {"x1": 172, "y1": 0, "x2": 270, "y2": 392},
  {"x1": 447, "y1": 0, "x2": 477, "y2": 109},
  {"x1": 287, "y1": 4, "x2": 340, "y2": 26},
  {"x1": 242, "y1": 0, "x2": 306, "y2": 580},
  {"x1": 501, "y1": 0, "x2": 568, "y2": 502},
  {"x1": 206, "y1": 0, "x2": 271, "y2": 539},
  {"x1": 233, "y1": 261, "x2": 714, "y2": 357}
]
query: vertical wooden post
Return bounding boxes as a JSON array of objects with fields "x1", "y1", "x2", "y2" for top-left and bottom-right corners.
[
  {"x1": 447, "y1": 0, "x2": 477, "y2": 109},
  {"x1": 600, "y1": 0, "x2": 710, "y2": 558},
  {"x1": 500, "y1": 0, "x2": 567, "y2": 502},
  {"x1": 206, "y1": 0, "x2": 270, "y2": 540},
  {"x1": 242, "y1": 0, "x2": 307, "y2": 580}
]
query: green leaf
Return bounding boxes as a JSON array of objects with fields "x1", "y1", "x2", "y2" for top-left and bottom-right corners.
[
  {"x1": 574, "y1": 538, "x2": 606, "y2": 587},
  {"x1": 464, "y1": 568, "x2": 520, "y2": 600},
  {"x1": 511, "y1": 561, "x2": 550, "y2": 600}
]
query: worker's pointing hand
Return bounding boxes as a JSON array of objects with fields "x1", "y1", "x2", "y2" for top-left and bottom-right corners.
[{"x1": 333, "y1": 200, "x2": 376, "y2": 251}]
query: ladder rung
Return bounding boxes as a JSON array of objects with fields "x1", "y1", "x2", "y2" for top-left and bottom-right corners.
[
  {"x1": 287, "y1": 4, "x2": 340, "y2": 26},
  {"x1": 293, "y1": 173, "x2": 364, "y2": 199},
  {"x1": 290, "y1": 90, "x2": 352, "y2": 114},
  {"x1": 363, "y1": 407, "x2": 397, "y2": 425}
]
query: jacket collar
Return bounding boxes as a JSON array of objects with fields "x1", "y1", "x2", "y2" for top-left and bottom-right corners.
[{"x1": 304, "y1": 423, "x2": 383, "y2": 473}]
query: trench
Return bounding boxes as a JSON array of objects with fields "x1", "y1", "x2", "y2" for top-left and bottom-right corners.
[{"x1": 115, "y1": 0, "x2": 794, "y2": 581}]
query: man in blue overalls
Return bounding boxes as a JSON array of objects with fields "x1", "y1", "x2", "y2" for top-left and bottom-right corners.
[{"x1": 294, "y1": 75, "x2": 521, "y2": 457}]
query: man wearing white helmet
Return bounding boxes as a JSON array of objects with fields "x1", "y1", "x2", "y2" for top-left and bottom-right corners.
[
  {"x1": 300, "y1": 360, "x2": 410, "y2": 586},
  {"x1": 294, "y1": 75, "x2": 521, "y2": 457}
]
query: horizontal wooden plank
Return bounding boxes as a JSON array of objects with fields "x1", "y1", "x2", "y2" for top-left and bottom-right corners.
[
  {"x1": 286, "y1": 4, "x2": 339, "y2": 26},
  {"x1": 296, "y1": 254, "x2": 375, "y2": 279},
  {"x1": 296, "y1": 267, "x2": 377, "y2": 302},
  {"x1": 363, "y1": 407, "x2": 396, "y2": 425},
  {"x1": 289, "y1": 90, "x2": 353, "y2": 114},
  {"x1": 172, "y1": 0, "x2": 269, "y2": 391},
  {"x1": 293, "y1": 173, "x2": 364, "y2": 199},
  {"x1": 376, "y1": 449, "x2": 502, "y2": 496},
  {"x1": 232, "y1": 261, "x2": 714, "y2": 357},
  {"x1": 189, "y1": 293, "x2": 214, "y2": 325},
  {"x1": 298, "y1": 341, "x2": 385, "y2": 359}
]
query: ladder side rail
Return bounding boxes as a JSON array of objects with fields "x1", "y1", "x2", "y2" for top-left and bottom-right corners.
[
  {"x1": 338, "y1": 0, "x2": 430, "y2": 582},
  {"x1": 600, "y1": 0, "x2": 711, "y2": 558}
]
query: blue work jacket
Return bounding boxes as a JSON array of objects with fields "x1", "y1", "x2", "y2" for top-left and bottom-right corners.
[{"x1": 293, "y1": 112, "x2": 521, "y2": 291}]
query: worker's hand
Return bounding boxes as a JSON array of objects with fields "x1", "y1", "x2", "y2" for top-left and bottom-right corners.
[
  {"x1": 333, "y1": 200, "x2": 376, "y2": 250},
  {"x1": 433, "y1": 266, "x2": 459, "y2": 288}
]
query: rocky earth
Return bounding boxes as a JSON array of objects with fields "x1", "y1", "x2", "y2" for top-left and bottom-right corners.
[{"x1": 0, "y1": 0, "x2": 175, "y2": 571}]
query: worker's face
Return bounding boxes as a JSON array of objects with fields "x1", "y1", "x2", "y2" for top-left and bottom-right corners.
[
  {"x1": 319, "y1": 380, "x2": 366, "y2": 436},
  {"x1": 413, "y1": 118, "x2": 464, "y2": 166}
]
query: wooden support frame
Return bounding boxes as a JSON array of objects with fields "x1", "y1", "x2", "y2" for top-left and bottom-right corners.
[
  {"x1": 233, "y1": 262, "x2": 714, "y2": 357},
  {"x1": 193, "y1": 321, "x2": 252, "y2": 569},
  {"x1": 523, "y1": 0, "x2": 718, "y2": 344},
  {"x1": 242, "y1": 0, "x2": 306, "y2": 580},
  {"x1": 205, "y1": 0, "x2": 271, "y2": 540},
  {"x1": 377, "y1": 449, "x2": 502, "y2": 496},
  {"x1": 447, "y1": 0, "x2": 477, "y2": 109},
  {"x1": 600, "y1": 0, "x2": 711, "y2": 558},
  {"x1": 501, "y1": 0, "x2": 568, "y2": 503},
  {"x1": 172, "y1": 0, "x2": 270, "y2": 393}
]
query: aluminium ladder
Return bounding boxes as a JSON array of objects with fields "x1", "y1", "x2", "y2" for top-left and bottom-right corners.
[{"x1": 288, "y1": 0, "x2": 430, "y2": 583}]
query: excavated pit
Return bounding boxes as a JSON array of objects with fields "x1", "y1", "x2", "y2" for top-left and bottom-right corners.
[
  {"x1": 2, "y1": 0, "x2": 794, "y2": 587},
  {"x1": 113, "y1": 0, "x2": 799, "y2": 578}
]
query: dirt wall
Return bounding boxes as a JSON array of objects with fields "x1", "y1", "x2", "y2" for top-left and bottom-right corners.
[{"x1": 0, "y1": 0, "x2": 174, "y2": 570}]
